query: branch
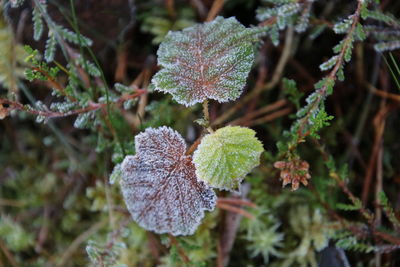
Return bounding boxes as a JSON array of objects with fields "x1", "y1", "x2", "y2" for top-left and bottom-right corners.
[
  {"x1": 0, "y1": 89, "x2": 146, "y2": 120},
  {"x1": 32, "y1": 67, "x2": 77, "y2": 102},
  {"x1": 295, "y1": 0, "x2": 364, "y2": 142},
  {"x1": 217, "y1": 202, "x2": 255, "y2": 219},
  {"x1": 212, "y1": 26, "x2": 294, "y2": 126}
]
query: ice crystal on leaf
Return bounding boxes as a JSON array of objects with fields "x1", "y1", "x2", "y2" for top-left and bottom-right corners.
[
  {"x1": 152, "y1": 16, "x2": 264, "y2": 106},
  {"x1": 120, "y1": 126, "x2": 216, "y2": 236},
  {"x1": 193, "y1": 126, "x2": 264, "y2": 191}
]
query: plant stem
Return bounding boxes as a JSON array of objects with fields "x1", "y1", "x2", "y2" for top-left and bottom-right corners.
[
  {"x1": 203, "y1": 99, "x2": 210, "y2": 122},
  {"x1": 203, "y1": 99, "x2": 214, "y2": 132}
]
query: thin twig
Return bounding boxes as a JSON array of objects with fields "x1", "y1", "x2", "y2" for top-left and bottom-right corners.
[
  {"x1": 228, "y1": 99, "x2": 288, "y2": 125},
  {"x1": 212, "y1": 26, "x2": 294, "y2": 126},
  {"x1": 367, "y1": 82, "x2": 400, "y2": 102},
  {"x1": 217, "y1": 203, "x2": 255, "y2": 219},
  {"x1": 190, "y1": 0, "x2": 208, "y2": 19},
  {"x1": 206, "y1": 0, "x2": 225, "y2": 22},
  {"x1": 166, "y1": 0, "x2": 176, "y2": 19},
  {"x1": 313, "y1": 139, "x2": 374, "y2": 223},
  {"x1": 362, "y1": 105, "x2": 391, "y2": 205},
  {"x1": 132, "y1": 60, "x2": 152, "y2": 129},
  {"x1": 217, "y1": 198, "x2": 257, "y2": 208},
  {"x1": 202, "y1": 99, "x2": 214, "y2": 132},
  {"x1": 203, "y1": 99, "x2": 210, "y2": 123},
  {"x1": 374, "y1": 141, "x2": 384, "y2": 267},
  {"x1": 186, "y1": 135, "x2": 203, "y2": 155},
  {"x1": 0, "y1": 240, "x2": 18, "y2": 267},
  {"x1": 32, "y1": 67, "x2": 77, "y2": 102},
  {"x1": 295, "y1": 0, "x2": 364, "y2": 143},
  {"x1": 239, "y1": 107, "x2": 292, "y2": 127},
  {"x1": 0, "y1": 89, "x2": 146, "y2": 120}
]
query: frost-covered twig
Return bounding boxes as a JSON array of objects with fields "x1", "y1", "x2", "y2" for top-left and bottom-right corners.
[
  {"x1": 0, "y1": 89, "x2": 146, "y2": 120},
  {"x1": 286, "y1": 0, "x2": 365, "y2": 154}
]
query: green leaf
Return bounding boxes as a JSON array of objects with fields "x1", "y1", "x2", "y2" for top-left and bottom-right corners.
[
  {"x1": 309, "y1": 106, "x2": 334, "y2": 139},
  {"x1": 355, "y1": 23, "x2": 366, "y2": 41},
  {"x1": 32, "y1": 7, "x2": 43, "y2": 41},
  {"x1": 114, "y1": 83, "x2": 131, "y2": 93},
  {"x1": 333, "y1": 16, "x2": 352, "y2": 34},
  {"x1": 57, "y1": 26, "x2": 93, "y2": 47},
  {"x1": 374, "y1": 41, "x2": 400, "y2": 52},
  {"x1": 74, "y1": 111, "x2": 94, "y2": 129},
  {"x1": 76, "y1": 58, "x2": 101, "y2": 77},
  {"x1": 379, "y1": 191, "x2": 400, "y2": 228},
  {"x1": 282, "y1": 78, "x2": 303, "y2": 109},
  {"x1": 344, "y1": 38, "x2": 354, "y2": 63},
  {"x1": 193, "y1": 126, "x2": 264, "y2": 191},
  {"x1": 152, "y1": 16, "x2": 264, "y2": 106},
  {"x1": 0, "y1": 216, "x2": 34, "y2": 252},
  {"x1": 109, "y1": 164, "x2": 122, "y2": 184},
  {"x1": 366, "y1": 10, "x2": 400, "y2": 26},
  {"x1": 336, "y1": 203, "x2": 361, "y2": 211},
  {"x1": 319, "y1": 55, "x2": 338, "y2": 71},
  {"x1": 44, "y1": 32, "x2": 57, "y2": 62},
  {"x1": 309, "y1": 24, "x2": 327, "y2": 40}
]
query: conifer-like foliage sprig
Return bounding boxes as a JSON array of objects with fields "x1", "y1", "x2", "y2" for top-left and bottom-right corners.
[
  {"x1": 256, "y1": 0, "x2": 315, "y2": 45},
  {"x1": 2, "y1": 0, "x2": 149, "y2": 161},
  {"x1": 280, "y1": 0, "x2": 400, "y2": 163},
  {"x1": 277, "y1": 0, "x2": 367, "y2": 163}
]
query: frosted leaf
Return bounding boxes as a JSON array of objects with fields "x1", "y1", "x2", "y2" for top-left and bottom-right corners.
[
  {"x1": 193, "y1": 126, "x2": 264, "y2": 191},
  {"x1": 76, "y1": 58, "x2": 101, "y2": 77},
  {"x1": 319, "y1": 56, "x2": 338, "y2": 71},
  {"x1": 57, "y1": 27, "x2": 93, "y2": 47},
  {"x1": 44, "y1": 32, "x2": 57, "y2": 63},
  {"x1": 333, "y1": 15, "x2": 354, "y2": 34},
  {"x1": 152, "y1": 16, "x2": 264, "y2": 106},
  {"x1": 32, "y1": 7, "x2": 43, "y2": 41},
  {"x1": 374, "y1": 41, "x2": 400, "y2": 52},
  {"x1": 109, "y1": 164, "x2": 122, "y2": 185},
  {"x1": 73, "y1": 111, "x2": 94, "y2": 129},
  {"x1": 120, "y1": 126, "x2": 216, "y2": 236},
  {"x1": 277, "y1": 3, "x2": 301, "y2": 17},
  {"x1": 114, "y1": 83, "x2": 131, "y2": 93}
]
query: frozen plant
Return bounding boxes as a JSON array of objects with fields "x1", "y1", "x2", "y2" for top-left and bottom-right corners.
[{"x1": 117, "y1": 17, "x2": 265, "y2": 236}]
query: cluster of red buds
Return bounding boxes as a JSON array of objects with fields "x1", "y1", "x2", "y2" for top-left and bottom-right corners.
[{"x1": 273, "y1": 159, "x2": 311, "y2": 191}]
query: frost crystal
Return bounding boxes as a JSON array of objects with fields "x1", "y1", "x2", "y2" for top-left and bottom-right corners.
[
  {"x1": 120, "y1": 126, "x2": 216, "y2": 236},
  {"x1": 152, "y1": 16, "x2": 264, "y2": 106},
  {"x1": 193, "y1": 126, "x2": 264, "y2": 191}
]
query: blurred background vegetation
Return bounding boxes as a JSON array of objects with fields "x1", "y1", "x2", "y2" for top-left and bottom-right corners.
[{"x1": 1, "y1": 0, "x2": 400, "y2": 266}]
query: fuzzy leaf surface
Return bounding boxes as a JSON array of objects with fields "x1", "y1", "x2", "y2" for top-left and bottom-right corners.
[
  {"x1": 193, "y1": 126, "x2": 264, "y2": 191},
  {"x1": 120, "y1": 126, "x2": 216, "y2": 236},
  {"x1": 152, "y1": 16, "x2": 263, "y2": 106}
]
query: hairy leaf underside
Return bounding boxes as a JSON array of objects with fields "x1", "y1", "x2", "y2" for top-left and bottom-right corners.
[
  {"x1": 120, "y1": 127, "x2": 216, "y2": 236},
  {"x1": 152, "y1": 16, "x2": 263, "y2": 106}
]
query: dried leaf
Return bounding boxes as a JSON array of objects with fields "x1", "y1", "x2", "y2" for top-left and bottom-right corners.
[
  {"x1": 152, "y1": 16, "x2": 264, "y2": 106},
  {"x1": 120, "y1": 126, "x2": 216, "y2": 236},
  {"x1": 193, "y1": 126, "x2": 264, "y2": 191}
]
